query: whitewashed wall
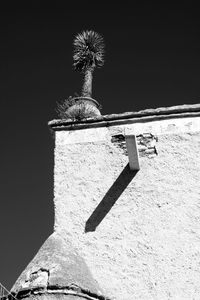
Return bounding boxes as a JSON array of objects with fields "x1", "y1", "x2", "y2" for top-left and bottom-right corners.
[{"x1": 54, "y1": 116, "x2": 200, "y2": 300}]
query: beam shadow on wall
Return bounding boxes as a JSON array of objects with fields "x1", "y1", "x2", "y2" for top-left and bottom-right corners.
[{"x1": 85, "y1": 164, "x2": 138, "y2": 232}]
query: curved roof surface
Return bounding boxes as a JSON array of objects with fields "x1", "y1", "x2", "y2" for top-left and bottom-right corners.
[{"x1": 11, "y1": 233, "x2": 109, "y2": 300}]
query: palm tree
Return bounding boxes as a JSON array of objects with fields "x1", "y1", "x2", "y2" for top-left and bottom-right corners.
[{"x1": 73, "y1": 30, "x2": 105, "y2": 98}]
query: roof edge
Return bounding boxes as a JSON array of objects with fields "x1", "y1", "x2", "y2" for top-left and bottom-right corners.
[
  {"x1": 48, "y1": 103, "x2": 200, "y2": 131},
  {"x1": 10, "y1": 285, "x2": 111, "y2": 300}
]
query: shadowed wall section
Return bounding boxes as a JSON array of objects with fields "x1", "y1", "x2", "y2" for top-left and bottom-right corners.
[{"x1": 85, "y1": 165, "x2": 138, "y2": 232}]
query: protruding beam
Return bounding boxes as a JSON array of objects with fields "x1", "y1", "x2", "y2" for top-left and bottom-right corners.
[{"x1": 125, "y1": 135, "x2": 140, "y2": 171}]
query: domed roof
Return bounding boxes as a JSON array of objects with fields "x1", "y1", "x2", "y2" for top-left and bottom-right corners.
[{"x1": 11, "y1": 233, "x2": 108, "y2": 300}]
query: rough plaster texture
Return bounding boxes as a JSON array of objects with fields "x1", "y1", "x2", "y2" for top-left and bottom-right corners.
[
  {"x1": 53, "y1": 116, "x2": 200, "y2": 300},
  {"x1": 12, "y1": 107, "x2": 200, "y2": 300}
]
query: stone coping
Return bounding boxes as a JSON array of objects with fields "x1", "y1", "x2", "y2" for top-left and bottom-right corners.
[
  {"x1": 48, "y1": 103, "x2": 200, "y2": 131},
  {"x1": 9, "y1": 285, "x2": 110, "y2": 300}
]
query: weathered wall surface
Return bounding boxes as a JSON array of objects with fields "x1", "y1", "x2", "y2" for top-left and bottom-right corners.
[
  {"x1": 11, "y1": 232, "x2": 104, "y2": 299},
  {"x1": 54, "y1": 116, "x2": 200, "y2": 300}
]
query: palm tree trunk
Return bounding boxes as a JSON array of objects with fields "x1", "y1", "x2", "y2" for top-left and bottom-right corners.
[{"x1": 82, "y1": 69, "x2": 93, "y2": 97}]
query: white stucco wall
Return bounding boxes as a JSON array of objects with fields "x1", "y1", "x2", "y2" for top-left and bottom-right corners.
[{"x1": 54, "y1": 116, "x2": 200, "y2": 300}]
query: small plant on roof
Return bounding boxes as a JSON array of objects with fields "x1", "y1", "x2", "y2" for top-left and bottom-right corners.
[
  {"x1": 56, "y1": 30, "x2": 105, "y2": 121},
  {"x1": 73, "y1": 30, "x2": 105, "y2": 98},
  {"x1": 56, "y1": 94, "x2": 100, "y2": 121}
]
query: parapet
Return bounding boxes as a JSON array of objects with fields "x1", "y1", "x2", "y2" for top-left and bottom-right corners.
[{"x1": 48, "y1": 103, "x2": 200, "y2": 131}]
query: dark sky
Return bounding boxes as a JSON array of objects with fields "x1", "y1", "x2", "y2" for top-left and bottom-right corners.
[{"x1": 1, "y1": 2, "x2": 200, "y2": 290}]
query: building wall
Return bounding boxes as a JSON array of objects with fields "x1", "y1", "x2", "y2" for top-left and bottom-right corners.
[{"x1": 54, "y1": 116, "x2": 200, "y2": 300}]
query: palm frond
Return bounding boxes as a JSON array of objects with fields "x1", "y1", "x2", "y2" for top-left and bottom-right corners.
[{"x1": 73, "y1": 30, "x2": 105, "y2": 72}]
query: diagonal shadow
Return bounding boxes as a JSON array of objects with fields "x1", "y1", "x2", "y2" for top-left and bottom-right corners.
[{"x1": 85, "y1": 164, "x2": 138, "y2": 232}]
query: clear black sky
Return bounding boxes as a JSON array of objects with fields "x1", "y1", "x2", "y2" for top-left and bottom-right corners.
[{"x1": 1, "y1": 2, "x2": 200, "y2": 289}]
